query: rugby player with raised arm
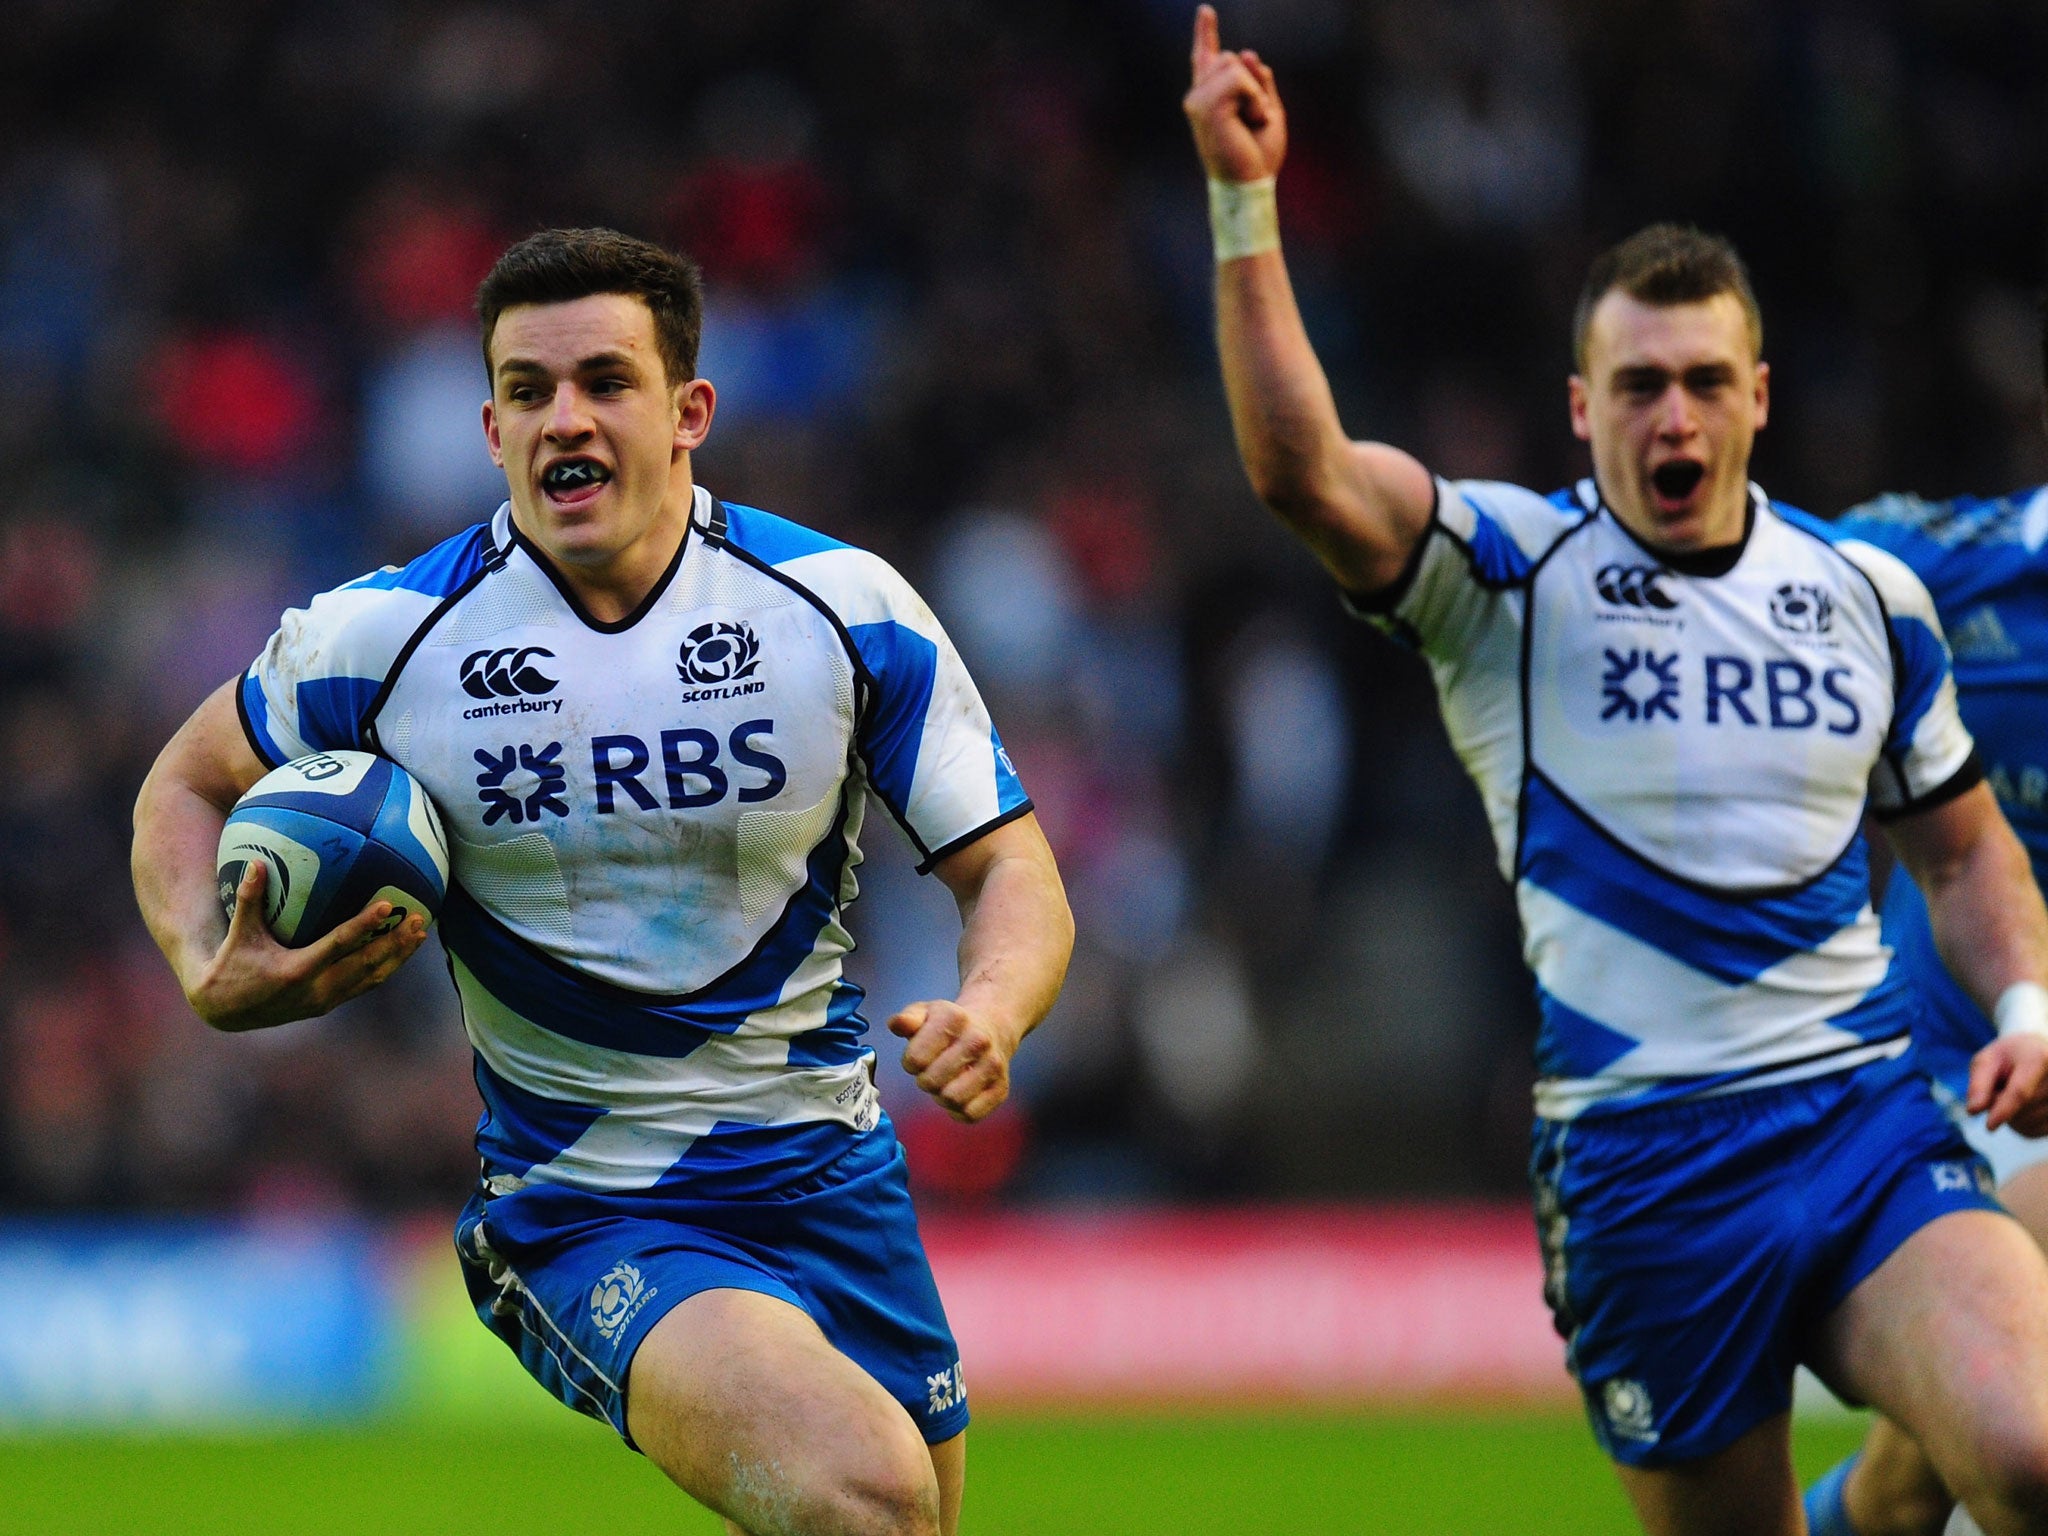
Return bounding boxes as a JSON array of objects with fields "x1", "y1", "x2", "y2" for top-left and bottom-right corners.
[{"x1": 1186, "y1": 9, "x2": 2048, "y2": 1533}]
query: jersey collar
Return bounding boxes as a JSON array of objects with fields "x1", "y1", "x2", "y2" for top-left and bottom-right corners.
[
  {"x1": 1581, "y1": 476, "x2": 1762, "y2": 579},
  {"x1": 502, "y1": 490, "x2": 699, "y2": 634}
]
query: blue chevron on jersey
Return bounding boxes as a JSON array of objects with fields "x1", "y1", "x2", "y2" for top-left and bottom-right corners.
[
  {"x1": 1353, "y1": 477, "x2": 1975, "y2": 1118},
  {"x1": 244, "y1": 487, "x2": 1029, "y2": 1194},
  {"x1": 473, "y1": 1054, "x2": 611, "y2": 1180},
  {"x1": 1519, "y1": 772, "x2": 1870, "y2": 986}
]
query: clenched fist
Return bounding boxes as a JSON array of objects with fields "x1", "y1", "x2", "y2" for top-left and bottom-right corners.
[
  {"x1": 1183, "y1": 4, "x2": 1288, "y2": 185},
  {"x1": 888, "y1": 999, "x2": 1016, "y2": 1124}
]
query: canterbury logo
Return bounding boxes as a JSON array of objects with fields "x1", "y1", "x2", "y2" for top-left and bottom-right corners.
[
  {"x1": 460, "y1": 647, "x2": 560, "y2": 699},
  {"x1": 1595, "y1": 564, "x2": 1677, "y2": 610}
]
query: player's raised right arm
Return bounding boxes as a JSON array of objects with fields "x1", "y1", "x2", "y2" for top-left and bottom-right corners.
[
  {"x1": 131, "y1": 679, "x2": 425, "y2": 1032},
  {"x1": 1184, "y1": 5, "x2": 1434, "y2": 593}
]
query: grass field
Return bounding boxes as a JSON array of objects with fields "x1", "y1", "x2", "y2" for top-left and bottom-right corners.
[{"x1": 0, "y1": 1408, "x2": 1870, "y2": 1535}]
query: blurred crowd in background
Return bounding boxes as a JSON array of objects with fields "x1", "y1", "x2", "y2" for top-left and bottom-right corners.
[{"x1": 1, "y1": 0, "x2": 2042, "y2": 1217}]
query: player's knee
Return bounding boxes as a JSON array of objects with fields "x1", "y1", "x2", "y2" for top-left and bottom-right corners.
[
  {"x1": 730, "y1": 1423, "x2": 936, "y2": 1536},
  {"x1": 832, "y1": 1430, "x2": 941, "y2": 1536},
  {"x1": 1966, "y1": 1424, "x2": 2048, "y2": 1532}
]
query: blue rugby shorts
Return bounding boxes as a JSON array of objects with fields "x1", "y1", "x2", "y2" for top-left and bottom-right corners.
[
  {"x1": 454, "y1": 1117, "x2": 969, "y2": 1448},
  {"x1": 1530, "y1": 1053, "x2": 2004, "y2": 1467}
]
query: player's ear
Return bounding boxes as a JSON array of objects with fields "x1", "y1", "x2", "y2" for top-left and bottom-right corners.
[
  {"x1": 675, "y1": 377, "x2": 716, "y2": 453},
  {"x1": 1568, "y1": 374, "x2": 1592, "y2": 443},
  {"x1": 1752, "y1": 360, "x2": 1770, "y2": 431},
  {"x1": 482, "y1": 398, "x2": 504, "y2": 467}
]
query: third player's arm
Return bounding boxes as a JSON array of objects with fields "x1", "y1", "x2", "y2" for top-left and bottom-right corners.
[
  {"x1": 1184, "y1": 4, "x2": 1435, "y2": 593},
  {"x1": 887, "y1": 812, "x2": 1073, "y2": 1124},
  {"x1": 1885, "y1": 782, "x2": 2048, "y2": 1130}
]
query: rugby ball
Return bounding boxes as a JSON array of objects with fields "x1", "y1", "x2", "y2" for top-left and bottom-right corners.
[{"x1": 216, "y1": 750, "x2": 449, "y2": 947}]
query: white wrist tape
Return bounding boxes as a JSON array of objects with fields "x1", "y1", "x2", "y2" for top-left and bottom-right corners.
[
  {"x1": 1208, "y1": 176, "x2": 1280, "y2": 263},
  {"x1": 1995, "y1": 982, "x2": 2048, "y2": 1040}
]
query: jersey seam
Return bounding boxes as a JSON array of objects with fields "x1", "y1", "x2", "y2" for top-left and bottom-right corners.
[
  {"x1": 1787, "y1": 514, "x2": 1922, "y2": 806},
  {"x1": 1519, "y1": 764, "x2": 1870, "y2": 903},
  {"x1": 710, "y1": 529, "x2": 946, "y2": 862},
  {"x1": 1512, "y1": 511, "x2": 1603, "y2": 884},
  {"x1": 358, "y1": 532, "x2": 509, "y2": 751},
  {"x1": 446, "y1": 780, "x2": 859, "y2": 1010}
]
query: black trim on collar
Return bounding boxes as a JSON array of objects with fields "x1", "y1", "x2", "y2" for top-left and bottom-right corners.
[
  {"x1": 508, "y1": 512, "x2": 692, "y2": 635},
  {"x1": 1598, "y1": 480, "x2": 1757, "y2": 578}
]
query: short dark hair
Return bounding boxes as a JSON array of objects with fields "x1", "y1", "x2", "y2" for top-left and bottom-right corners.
[
  {"x1": 475, "y1": 228, "x2": 704, "y2": 387},
  {"x1": 1572, "y1": 223, "x2": 1762, "y2": 371}
]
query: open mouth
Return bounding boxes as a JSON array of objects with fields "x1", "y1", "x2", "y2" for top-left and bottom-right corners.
[
  {"x1": 1650, "y1": 459, "x2": 1706, "y2": 507},
  {"x1": 540, "y1": 457, "x2": 613, "y2": 503}
]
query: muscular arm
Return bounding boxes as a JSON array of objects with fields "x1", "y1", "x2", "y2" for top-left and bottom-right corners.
[
  {"x1": 1184, "y1": 4, "x2": 1435, "y2": 593},
  {"x1": 1884, "y1": 782, "x2": 2048, "y2": 1129},
  {"x1": 131, "y1": 679, "x2": 426, "y2": 1031},
  {"x1": 887, "y1": 812, "x2": 1073, "y2": 1123}
]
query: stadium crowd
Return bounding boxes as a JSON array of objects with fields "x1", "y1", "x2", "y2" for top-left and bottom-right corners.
[{"x1": 1, "y1": 0, "x2": 2041, "y2": 1215}]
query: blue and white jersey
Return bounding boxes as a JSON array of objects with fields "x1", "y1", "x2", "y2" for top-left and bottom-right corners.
[
  {"x1": 1834, "y1": 486, "x2": 2048, "y2": 1086},
  {"x1": 240, "y1": 486, "x2": 1030, "y2": 1195},
  {"x1": 1355, "y1": 478, "x2": 1979, "y2": 1120}
]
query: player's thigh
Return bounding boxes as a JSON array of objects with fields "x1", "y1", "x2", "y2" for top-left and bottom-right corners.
[
  {"x1": 1816, "y1": 1209, "x2": 2048, "y2": 1506},
  {"x1": 1998, "y1": 1158, "x2": 2048, "y2": 1246},
  {"x1": 1612, "y1": 1411, "x2": 1801, "y2": 1536},
  {"x1": 627, "y1": 1286, "x2": 941, "y2": 1536}
]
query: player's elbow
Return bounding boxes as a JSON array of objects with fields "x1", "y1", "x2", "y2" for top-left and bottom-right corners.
[{"x1": 1242, "y1": 452, "x2": 1327, "y2": 526}]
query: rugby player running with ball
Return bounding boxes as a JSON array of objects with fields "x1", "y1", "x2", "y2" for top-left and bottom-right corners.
[{"x1": 133, "y1": 228, "x2": 1071, "y2": 1536}]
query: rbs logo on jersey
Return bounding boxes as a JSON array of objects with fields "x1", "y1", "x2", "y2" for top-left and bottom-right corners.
[
  {"x1": 473, "y1": 722, "x2": 789, "y2": 822},
  {"x1": 592, "y1": 720, "x2": 788, "y2": 813},
  {"x1": 1597, "y1": 649, "x2": 1862, "y2": 734}
]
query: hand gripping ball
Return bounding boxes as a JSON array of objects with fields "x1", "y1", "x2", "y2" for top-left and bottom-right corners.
[{"x1": 216, "y1": 750, "x2": 449, "y2": 947}]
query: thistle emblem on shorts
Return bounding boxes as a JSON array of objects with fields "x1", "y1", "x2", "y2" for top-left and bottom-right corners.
[
  {"x1": 1602, "y1": 1377, "x2": 1658, "y2": 1443},
  {"x1": 678, "y1": 621, "x2": 763, "y2": 686},
  {"x1": 591, "y1": 1260, "x2": 648, "y2": 1341}
]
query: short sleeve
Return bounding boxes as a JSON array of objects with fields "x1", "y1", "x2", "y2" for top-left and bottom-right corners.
[
  {"x1": 775, "y1": 545, "x2": 1031, "y2": 871},
  {"x1": 1343, "y1": 478, "x2": 1582, "y2": 660},
  {"x1": 1836, "y1": 537, "x2": 1981, "y2": 815}
]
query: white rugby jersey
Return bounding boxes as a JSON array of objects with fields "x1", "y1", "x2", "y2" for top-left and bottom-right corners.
[
  {"x1": 1354, "y1": 478, "x2": 1979, "y2": 1119},
  {"x1": 240, "y1": 486, "x2": 1030, "y2": 1194}
]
